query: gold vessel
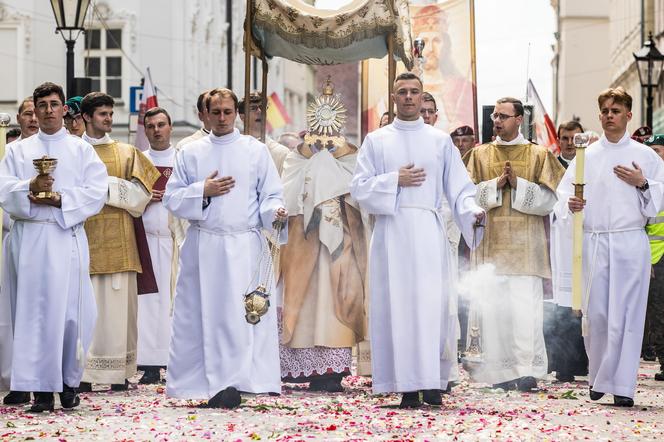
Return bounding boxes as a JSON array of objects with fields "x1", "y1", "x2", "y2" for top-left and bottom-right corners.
[
  {"x1": 244, "y1": 285, "x2": 270, "y2": 325},
  {"x1": 32, "y1": 156, "x2": 58, "y2": 199}
]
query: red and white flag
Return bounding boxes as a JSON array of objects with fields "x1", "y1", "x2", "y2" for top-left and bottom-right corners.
[
  {"x1": 526, "y1": 79, "x2": 559, "y2": 154},
  {"x1": 134, "y1": 67, "x2": 158, "y2": 151}
]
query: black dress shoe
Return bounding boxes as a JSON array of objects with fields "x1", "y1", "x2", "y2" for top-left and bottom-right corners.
[
  {"x1": 29, "y1": 392, "x2": 54, "y2": 413},
  {"x1": 3, "y1": 391, "x2": 30, "y2": 405},
  {"x1": 208, "y1": 387, "x2": 241, "y2": 409},
  {"x1": 493, "y1": 380, "x2": 518, "y2": 391},
  {"x1": 613, "y1": 395, "x2": 634, "y2": 407},
  {"x1": 111, "y1": 380, "x2": 129, "y2": 391},
  {"x1": 308, "y1": 379, "x2": 326, "y2": 391},
  {"x1": 399, "y1": 392, "x2": 422, "y2": 409},
  {"x1": 422, "y1": 389, "x2": 442, "y2": 405},
  {"x1": 78, "y1": 382, "x2": 92, "y2": 392},
  {"x1": 139, "y1": 368, "x2": 162, "y2": 385},
  {"x1": 642, "y1": 346, "x2": 657, "y2": 362},
  {"x1": 589, "y1": 387, "x2": 604, "y2": 401},
  {"x1": 322, "y1": 377, "x2": 344, "y2": 393},
  {"x1": 655, "y1": 371, "x2": 664, "y2": 381},
  {"x1": 517, "y1": 376, "x2": 538, "y2": 392},
  {"x1": 59, "y1": 384, "x2": 80, "y2": 409},
  {"x1": 555, "y1": 373, "x2": 575, "y2": 383}
]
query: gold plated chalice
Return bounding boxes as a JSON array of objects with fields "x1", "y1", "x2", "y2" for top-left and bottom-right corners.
[{"x1": 32, "y1": 156, "x2": 58, "y2": 199}]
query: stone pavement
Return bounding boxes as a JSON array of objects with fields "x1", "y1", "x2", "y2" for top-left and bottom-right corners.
[{"x1": 1, "y1": 362, "x2": 663, "y2": 441}]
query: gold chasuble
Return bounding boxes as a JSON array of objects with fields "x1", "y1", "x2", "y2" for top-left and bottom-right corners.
[
  {"x1": 464, "y1": 142, "x2": 565, "y2": 278},
  {"x1": 86, "y1": 142, "x2": 160, "y2": 274}
]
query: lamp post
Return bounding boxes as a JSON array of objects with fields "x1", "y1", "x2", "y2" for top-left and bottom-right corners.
[
  {"x1": 49, "y1": 0, "x2": 92, "y2": 97},
  {"x1": 633, "y1": 32, "x2": 664, "y2": 129}
]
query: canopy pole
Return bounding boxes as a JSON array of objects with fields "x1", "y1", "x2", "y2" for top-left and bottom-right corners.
[
  {"x1": 387, "y1": 33, "x2": 396, "y2": 122},
  {"x1": 244, "y1": 0, "x2": 252, "y2": 135},
  {"x1": 261, "y1": 57, "x2": 268, "y2": 142}
]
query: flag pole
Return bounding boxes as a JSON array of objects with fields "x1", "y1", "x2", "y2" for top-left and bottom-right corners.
[
  {"x1": 469, "y1": 0, "x2": 479, "y2": 140},
  {"x1": 244, "y1": 0, "x2": 253, "y2": 135}
]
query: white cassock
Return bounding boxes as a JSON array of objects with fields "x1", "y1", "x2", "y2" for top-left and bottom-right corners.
[
  {"x1": 0, "y1": 128, "x2": 107, "y2": 392},
  {"x1": 0, "y1": 139, "x2": 18, "y2": 391},
  {"x1": 137, "y1": 146, "x2": 176, "y2": 366},
  {"x1": 164, "y1": 129, "x2": 287, "y2": 399},
  {"x1": 350, "y1": 118, "x2": 483, "y2": 393},
  {"x1": 555, "y1": 131, "x2": 664, "y2": 398}
]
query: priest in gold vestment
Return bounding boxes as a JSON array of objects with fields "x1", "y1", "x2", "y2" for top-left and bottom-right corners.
[
  {"x1": 79, "y1": 93, "x2": 160, "y2": 389},
  {"x1": 464, "y1": 97, "x2": 565, "y2": 391},
  {"x1": 279, "y1": 80, "x2": 367, "y2": 392}
]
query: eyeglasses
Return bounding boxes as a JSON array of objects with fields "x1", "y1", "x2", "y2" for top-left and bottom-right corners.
[
  {"x1": 420, "y1": 109, "x2": 437, "y2": 115},
  {"x1": 490, "y1": 113, "x2": 517, "y2": 122}
]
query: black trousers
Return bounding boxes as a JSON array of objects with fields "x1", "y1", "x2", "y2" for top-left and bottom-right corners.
[
  {"x1": 645, "y1": 259, "x2": 664, "y2": 368},
  {"x1": 545, "y1": 303, "x2": 588, "y2": 376}
]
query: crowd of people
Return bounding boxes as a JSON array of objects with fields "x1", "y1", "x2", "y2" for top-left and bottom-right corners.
[{"x1": 0, "y1": 72, "x2": 662, "y2": 414}]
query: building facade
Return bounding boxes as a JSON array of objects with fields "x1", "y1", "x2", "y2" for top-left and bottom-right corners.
[
  {"x1": 553, "y1": 0, "x2": 664, "y2": 133},
  {"x1": 0, "y1": 0, "x2": 315, "y2": 143},
  {"x1": 551, "y1": 0, "x2": 610, "y2": 133}
]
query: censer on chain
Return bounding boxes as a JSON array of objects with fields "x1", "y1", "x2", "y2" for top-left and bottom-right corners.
[
  {"x1": 244, "y1": 219, "x2": 284, "y2": 325},
  {"x1": 460, "y1": 219, "x2": 485, "y2": 379}
]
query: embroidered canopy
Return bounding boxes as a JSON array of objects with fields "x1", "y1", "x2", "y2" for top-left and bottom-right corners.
[{"x1": 248, "y1": 0, "x2": 413, "y2": 68}]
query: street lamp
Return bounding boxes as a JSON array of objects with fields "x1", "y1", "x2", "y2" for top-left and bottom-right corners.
[
  {"x1": 633, "y1": 32, "x2": 664, "y2": 129},
  {"x1": 49, "y1": 0, "x2": 92, "y2": 97}
]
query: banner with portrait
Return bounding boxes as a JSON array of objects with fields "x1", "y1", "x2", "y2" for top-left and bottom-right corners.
[{"x1": 362, "y1": 0, "x2": 476, "y2": 137}]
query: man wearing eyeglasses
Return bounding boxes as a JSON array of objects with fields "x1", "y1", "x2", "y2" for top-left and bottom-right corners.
[{"x1": 464, "y1": 97, "x2": 565, "y2": 392}]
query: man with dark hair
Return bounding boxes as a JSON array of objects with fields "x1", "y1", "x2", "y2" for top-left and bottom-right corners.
[
  {"x1": 164, "y1": 87, "x2": 287, "y2": 409},
  {"x1": 420, "y1": 92, "x2": 438, "y2": 126},
  {"x1": 558, "y1": 87, "x2": 664, "y2": 407},
  {"x1": 465, "y1": 96, "x2": 566, "y2": 392},
  {"x1": 5, "y1": 128, "x2": 20, "y2": 144},
  {"x1": 548, "y1": 120, "x2": 588, "y2": 383},
  {"x1": 351, "y1": 73, "x2": 484, "y2": 408},
  {"x1": 450, "y1": 125, "x2": 475, "y2": 157},
  {"x1": 176, "y1": 90, "x2": 211, "y2": 151},
  {"x1": 79, "y1": 91, "x2": 160, "y2": 392},
  {"x1": 137, "y1": 107, "x2": 177, "y2": 385},
  {"x1": 0, "y1": 81, "x2": 108, "y2": 411},
  {"x1": 64, "y1": 96, "x2": 85, "y2": 137},
  {"x1": 238, "y1": 91, "x2": 290, "y2": 175},
  {"x1": 557, "y1": 121, "x2": 584, "y2": 168},
  {"x1": 379, "y1": 111, "x2": 390, "y2": 128},
  {"x1": 13, "y1": 97, "x2": 38, "y2": 142}
]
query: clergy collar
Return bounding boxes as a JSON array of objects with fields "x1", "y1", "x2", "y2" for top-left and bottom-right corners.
[
  {"x1": 209, "y1": 128, "x2": 241, "y2": 144},
  {"x1": 495, "y1": 132, "x2": 527, "y2": 145},
  {"x1": 83, "y1": 132, "x2": 113, "y2": 146},
  {"x1": 392, "y1": 117, "x2": 425, "y2": 131},
  {"x1": 150, "y1": 145, "x2": 174, "y2": 156},
  {"x1": 601, "y1": 131, "x2": 630, "y2": 146},
  {"x1": 37, "y1": 127, "x2": 67, "y2": 141}
]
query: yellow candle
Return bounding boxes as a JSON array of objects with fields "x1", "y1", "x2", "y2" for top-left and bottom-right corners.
[{"x1": 571, "y1": 147, "x2": 586, "y2": 311}]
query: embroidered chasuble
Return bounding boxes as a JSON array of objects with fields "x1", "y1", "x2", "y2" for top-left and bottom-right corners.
[
  {"x1": 280, "y1": 143, "x2": 367, "y2": 348},
  {"x1": 86, "y1": 141, "x2": 160, "y2": 274},
  {"x1": 465, "y1": 142, "x2": 564, "y2": 278}
]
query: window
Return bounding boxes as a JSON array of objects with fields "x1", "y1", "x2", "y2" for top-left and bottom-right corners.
[{"x1": 84, "y1": 28, "x2": 123, "y2": 99}]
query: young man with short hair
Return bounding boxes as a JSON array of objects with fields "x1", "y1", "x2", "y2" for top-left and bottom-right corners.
[
  {"x1": 137, "y1": 107, "x2": 177, "y2": 384},
  {"x1": 558, "y1": 87, "x2": 664, "y2": 406},
  {"x1": 0, "y1": 82, "x2": 107, "y2": 411},
  {"x1": 79, "y1": 92, "x2": 160, "y2": 392},
  {"x1": 164, "y1": 88, "x2": 287, "y2": 409},
  {"x1": 465, "y1": 97, "x2": 566, "y2": 392},
  {"x1": 351, "y1": 72, "x2": 484, "y2": 408}
]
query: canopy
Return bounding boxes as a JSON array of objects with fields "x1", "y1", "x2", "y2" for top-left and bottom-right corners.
[{"x1": 249, "y1": 0, "x2": 413, "y2": 69}]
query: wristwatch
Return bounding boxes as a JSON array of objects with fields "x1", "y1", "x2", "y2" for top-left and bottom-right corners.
[{"x1": 638, "y1": 179, "x2": 649, "y2": 192}]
